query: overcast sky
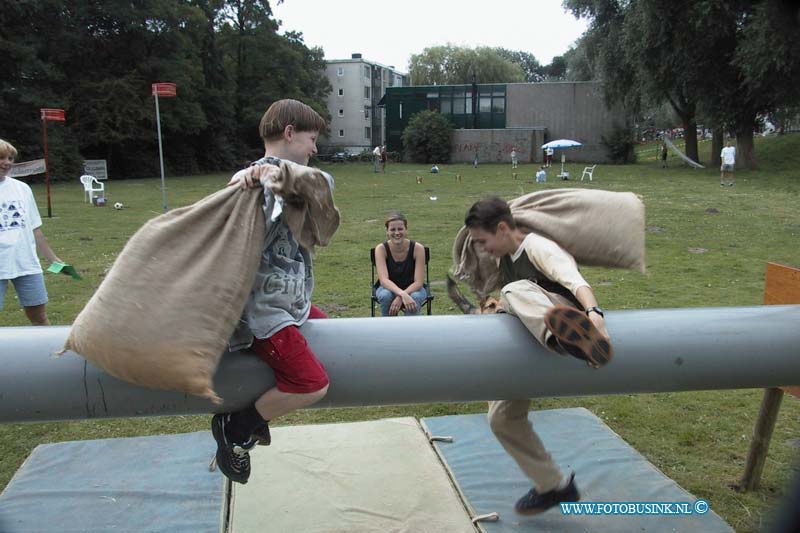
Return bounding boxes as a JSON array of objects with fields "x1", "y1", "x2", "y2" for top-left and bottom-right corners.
[{"x1": 272, "y1": 0, "x2": 588, "y2": 72}]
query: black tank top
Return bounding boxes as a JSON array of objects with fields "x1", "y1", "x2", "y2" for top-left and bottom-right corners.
[{"x1": 382, "y1": 240, "x2": 416, "y2": 290}]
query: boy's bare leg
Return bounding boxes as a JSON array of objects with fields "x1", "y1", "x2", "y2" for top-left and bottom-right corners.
[
  {"x1": 24, "y1": 304, "x2": 49, "y2": 326},
  {"x1": 255, "y1": 385, "x2": 328, "y2": 421}
]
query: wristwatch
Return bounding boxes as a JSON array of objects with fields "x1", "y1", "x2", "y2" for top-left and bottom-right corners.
[{"x1": 586, "y1": 306, "x2": 604, "y2": 318}]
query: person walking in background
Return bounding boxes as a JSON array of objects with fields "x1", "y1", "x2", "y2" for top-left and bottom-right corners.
[
  {"x1": 380, "y1": 145, "x2": 388, "y2": 173},
  {"x1": 720, "y1": 141, "x2": 736, "y2": 187},
  {"x1": 372, "y1": 145, "x2": 381, "y2": 173},
  {"x1": 545, "y1": 147, "x2": 554, "y2": 168},
  {"x1": 660, "y1": 142, "x2": 668, "y2": 168},
  {"x1": 0, "y1": 139, "x2": 64, "y2": 326},
  {"x1": 511, "y1": 148, "x2": 518, "y2": 169}
]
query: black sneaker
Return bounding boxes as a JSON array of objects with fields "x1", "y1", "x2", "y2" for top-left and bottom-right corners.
[
  {"x1": 251, "y1": 420, "x2": 271, "y2": 446},
  {"x1": 514, "y1": 473, "x2": 580, "y2": 515},
  {"x1": 211, "y1": 413, "x2": 256, "y2": 484}
]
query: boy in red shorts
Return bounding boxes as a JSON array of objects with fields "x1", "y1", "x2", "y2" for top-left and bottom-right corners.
[{"x1": 212, "y1": 99, "x2": 338, "y2": 484}]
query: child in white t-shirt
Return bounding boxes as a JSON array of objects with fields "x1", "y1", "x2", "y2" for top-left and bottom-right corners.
[
  {"x1": 0, "y1": 139, "x2": 63, "y2": 325},
  {"x1": 720, "y1": 141, "x2": 736, "y2": 187}
]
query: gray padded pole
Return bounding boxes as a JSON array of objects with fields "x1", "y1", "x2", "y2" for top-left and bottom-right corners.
[{"x1": 1, "y1": 305, "x2": 799, "y2": 423}]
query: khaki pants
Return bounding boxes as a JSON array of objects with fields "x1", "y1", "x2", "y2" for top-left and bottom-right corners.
[
  {"x1": 488, "y1": 280, "x2": 575, "y2": 491},
  {"x1": 500, "y1": 279, "x2": 575, "y2": 347},
  {"x1": 488, "y1": 399, "x2": 562, "y2": 492}
]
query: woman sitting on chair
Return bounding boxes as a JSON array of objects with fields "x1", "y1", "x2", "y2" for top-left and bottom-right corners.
[{"x1": 374, "y1": 212, "x2": 428, "y2": 316}]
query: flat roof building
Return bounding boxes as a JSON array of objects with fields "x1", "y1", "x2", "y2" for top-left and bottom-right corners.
[
  {"x1": 383, "y1": 81, "x2": 627, "y2": 163},
  {"x1": 321, "y1": 53, "x2": 407, "y2": 155}
]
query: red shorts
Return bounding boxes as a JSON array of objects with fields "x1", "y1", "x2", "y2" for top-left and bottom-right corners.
[{"x1": 251, "y1": 305, "x2": 329, "y2": 394}]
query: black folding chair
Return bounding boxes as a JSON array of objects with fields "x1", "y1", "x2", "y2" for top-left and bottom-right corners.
[{"x1": 370, "y1": 246, "x2": 434, "y2": 316}]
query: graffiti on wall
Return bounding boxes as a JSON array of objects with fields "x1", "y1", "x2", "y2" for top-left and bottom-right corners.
[{"x1": 453, "y1": 142, "x2": 529, "y2": 159}]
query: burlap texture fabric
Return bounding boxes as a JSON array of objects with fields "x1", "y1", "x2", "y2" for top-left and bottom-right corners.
[
  {"x1": 63, "y1": 162, "x2": 340, "y2": 402},
  {"x1": 452, "y1": 189, "x2": 645, "y2": 298},
  {"x1": 266, "y1": 160, "x2": 340, "y2": 250}
]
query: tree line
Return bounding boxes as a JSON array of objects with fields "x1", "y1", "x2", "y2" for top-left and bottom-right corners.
[
  {"x1": 4, "y1": 1, "x2": 796, "y2": 177},
  {"x1": 563, "y1": 0, "x2": 800, "y2": 168},
  {"x1": 409, "y1": 45, "x2": 568, "y2": 86},
  {"x1": 0, "y1": 0, "x2": 330, "y2": 179},
  {"x1": 407, "y1": 2, "x2": 800, "y2": 169}
]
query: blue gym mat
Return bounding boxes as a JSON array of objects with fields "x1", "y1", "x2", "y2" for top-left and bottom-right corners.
[
  {"x1": 421, "y1": 408, "x2": 733, "y2": 532},
  {"x1": 0, "y1": 409, "x2": 735, "y2": 532},
  {"x1": 0, "y1": 431, "x2": 224, "y2": 533}
]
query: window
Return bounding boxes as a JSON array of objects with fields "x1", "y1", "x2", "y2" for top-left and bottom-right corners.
[
  {"x1": 492, "y1": 89, "x2": 505, "y2": 113},
  {"x1": 453, "y1": 95, "x2": 465, "y2": 114},
  {"x1": 364, "y1": 106, "x2": 370, "y2": 119},
  {"x1": 338, "y1": 129, "x2": 345, "y2": 137},
  {"x1": 365, "y1": 127, "x2": 371, "y2": 139},
  {"x1": 338, "y1": 109, "x2": 344, "y2": 117},
  {"x1": 399, "y1": 103, "x2": 403, "y2": 119},
  {"x1": 479, "y1": 96, "x2": 491, "y2": 113},
  {"x1": 441, "y1": 99, "x2": 452, "y2": 114},
  {"x1": 492, "y1": 98, "x2": 505, "y2": 113},
  {"x1": 364, "y1": 65, "x2": 370, "y2": 78},
  {"x1": 337, "y1": 67, "x2": 344, "y2": 76},
  {"x1": 364, "y1": 86, "x2": 370, "y2": 99},
  {"x1": 338, "y1": 88, "x2": 344, "y2": 96}
]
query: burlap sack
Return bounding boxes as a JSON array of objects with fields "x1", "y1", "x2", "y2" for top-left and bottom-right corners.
[
  {"x1": 63, "y1": 186, "x2": 265, "y2": 403},
  {"x1": 453, "y1": 188, "x2": 645, "y2": 297}
]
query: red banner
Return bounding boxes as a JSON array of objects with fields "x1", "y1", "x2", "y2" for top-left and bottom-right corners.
[
  {"x1": 40, "y1": 108, "x2": 65, "y2": 121},
  {"x1": 151, "y1": 82, "x2": 177, "y2": 97}
]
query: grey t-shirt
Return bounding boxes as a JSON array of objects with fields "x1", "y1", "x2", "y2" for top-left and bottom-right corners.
[{"x1": 229, "y1": 156, "x2": 325, "y2": 349}]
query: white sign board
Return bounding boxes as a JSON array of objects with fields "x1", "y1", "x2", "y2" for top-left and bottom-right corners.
[
  {"x1": 83, "y1": 160, "x2": 108, "y2": 180},
  {"x1": 9, "y1": 159, "x2": 46, "y2": 178}
]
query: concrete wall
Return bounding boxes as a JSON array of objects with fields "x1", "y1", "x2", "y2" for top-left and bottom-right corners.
[
  {"x1": 450, "y1": 129, "x2": 545, "y2": 164},
  {"x1": 506, "y1": 82, "x2": 626, "y2": 163}
]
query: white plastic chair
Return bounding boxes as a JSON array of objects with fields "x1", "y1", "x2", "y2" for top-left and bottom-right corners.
[
  {"x1": 580, "y1": 165, "x2": 596, "y2": 182},
  {"x1": 80, "y1": 175, "x2": 104, "y2": 203}
]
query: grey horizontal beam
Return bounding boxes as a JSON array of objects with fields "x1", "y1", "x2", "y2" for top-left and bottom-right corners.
[{"x1": 2, "y1": 305, "x2": 799, "y2": 423}]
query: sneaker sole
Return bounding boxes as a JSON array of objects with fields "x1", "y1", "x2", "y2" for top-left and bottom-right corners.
[{"x1": 545, "y1": 306, "x2": 613, "y2": 368}]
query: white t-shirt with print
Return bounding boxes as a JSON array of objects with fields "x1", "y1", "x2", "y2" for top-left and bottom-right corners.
[{"x1": 0, "y1": 177, "x2": 43, "y2": 279}]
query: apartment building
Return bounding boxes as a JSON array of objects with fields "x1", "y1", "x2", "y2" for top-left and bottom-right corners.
[{"x1": 322, "y1": 53, "x2": 407, "y2": 155}]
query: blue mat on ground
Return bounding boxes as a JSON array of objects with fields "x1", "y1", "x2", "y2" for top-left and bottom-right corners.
[
  {"x1": 0, "y1": 431, "x2": 223, "y2": 533},
  {"x1": 421, "y1": 408, "x2": 732, "y2": 532}
]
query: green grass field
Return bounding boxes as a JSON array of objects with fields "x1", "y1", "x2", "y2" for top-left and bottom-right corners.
[{"x1": 2, "y1": 134, "x2": 799, "y2": 531}]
